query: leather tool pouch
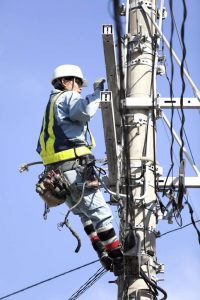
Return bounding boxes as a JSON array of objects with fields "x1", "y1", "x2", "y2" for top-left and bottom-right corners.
[{"x1": 36, "y1": 169, "x2": 69, "y2": 207}]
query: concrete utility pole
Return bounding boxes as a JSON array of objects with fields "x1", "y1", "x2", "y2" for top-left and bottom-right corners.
[
  {"x1": 101, "y1": 1, "x2": 200, "y2": 299},
  {"x1": 117, "y1": 0, "x2": 159, "y2": 299}
]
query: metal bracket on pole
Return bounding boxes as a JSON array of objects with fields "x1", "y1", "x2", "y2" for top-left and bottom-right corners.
[
  {"x1": 122, "y1": 96, "x2": 154, "y2": 109},
  {"x1": 100, "y1": 91, "x2": 119, "y2": 187},
  {"x1": 158, "y1": 176, "x2": 200, "y2": 189},
  {"x1": 102, "y1": 24, "x2": 122, "y2": 142},
  {"x1": 158, "y1": 97, "x2": 200, "y2": 108},
  {"x1": 129, "y1": 0, "x2": 156, "y2": 11},
  {"x1": 122, "y1": 97, "x2": 200, "y2": 109}
]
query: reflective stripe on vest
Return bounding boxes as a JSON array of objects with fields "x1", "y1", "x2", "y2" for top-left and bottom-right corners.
[{"x1": 39, "y1": 92, "x2": 96, "y2": 165}]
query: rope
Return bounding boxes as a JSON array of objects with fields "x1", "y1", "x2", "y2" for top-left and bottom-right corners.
[
  {"x1": 57, "y1": 215, "x2": 81, "y2": 253},
  {"x1": 19, "y1": 161, "x2": 43, "y2": 172}
]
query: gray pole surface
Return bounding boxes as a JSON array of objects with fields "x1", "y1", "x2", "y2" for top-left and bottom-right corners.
[{"x1": 118, "y1": 1, "x2": 158, "y2": 299}]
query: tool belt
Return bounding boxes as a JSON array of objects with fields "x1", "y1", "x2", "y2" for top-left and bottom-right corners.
[
  {"x1": 36, "y1": 169, "x2": 70, "y2": 207},
  {"x1": 45, "y1": 154, "x2": 96, "y2": 172},
  {"x1": 46, "y1": 154, "x2": 100, "y2": 189},
  {"x1": 36, "y1": 154, "x2": 99, "y2": 208}
]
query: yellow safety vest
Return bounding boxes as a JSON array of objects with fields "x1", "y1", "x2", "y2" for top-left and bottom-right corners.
[{"x1": 38, "y1": 92, "x2": 96, "y2": 165}]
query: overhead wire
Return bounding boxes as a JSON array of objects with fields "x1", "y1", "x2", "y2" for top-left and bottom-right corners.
[
  {"x1": 68, "y1": 267, "x2": 107, "y2": 300},
  {"x1": 163, "y1": 63, "x2": 196, "y2": 167},
  {"x1": 176, "y1": 0, "x2": 187, "y2": 210},
  {"x1": 158, "y1": 219, "x2": 200, "y2": 238},
  {"x1": 179, "y1": 0, "x2": 187, "y2": 164},
  {"x1": 151, "y1": 26, "x2": 158, "y2": 193},
  {"x1": 0, "y1": 260, "x2": 99, "y2": 300},
  {"x1": 184, "y1": 195, "x2": 200, "y2": 244},
  {"x1": 161, "y1": 0, "x2": 195, "y2": 220},
  {"x1": 162, "y1": 52, "x2": 199, "y2": 224},
  {"x1": 169, "y1": 1, "x2": 197, "y2": 98},
  {"x1": 162, "y1": 0, "x2": 175, "y2": 197},
  {"x1": 164, "y1": 1, "x2": 200, "y2": 224}
]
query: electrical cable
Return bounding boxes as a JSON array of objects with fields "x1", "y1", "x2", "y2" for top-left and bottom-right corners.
[
  {"x1": 68, "y1": 267, "x2": 107, "y2": 300},
  {"x1": 176, "y1": 0, "x2": 187, "y2": 211},
  {"x1": 151, "y1": 32, "x2": 158, "y2": 193},
  {"x1": 169, "y1": 1, "x2": 197, "y2": 98},
  {"x1": 185, "y1": 196, "x2": 200, "y2": 244},
  {"x1": 179, "y1": 0, "x2": 187, "y2": 163},
  {"x1": 163, "y1": 3, "x2": 197, "y2": 167},
  {"x1": 0, "y1": 260, "x2": 99, "y2": 300},
  {"x1": 140, "y1": 269, "x2": 167, "y2": 300},
  {"x1": 158, "y1": 220, "x2": 200, "y2": 238},
  {"x1": 163, "y1": 64, "x2": 196, "y2": 167},
  {"x1": 162, "y1": 0, "x2": 175, "y2": 197}
]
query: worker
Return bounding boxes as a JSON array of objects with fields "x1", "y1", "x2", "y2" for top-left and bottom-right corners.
[{"x1": 36, "y1": 64, "x2": 123, "y2": 276}]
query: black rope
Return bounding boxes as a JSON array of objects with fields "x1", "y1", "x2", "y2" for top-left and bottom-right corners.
[
  {"x1": 58, "y1": 214, "x2": 81, "y2": 253},
  {"x1": 0, "y1": 260, "x2": 99, "y2": 300}
]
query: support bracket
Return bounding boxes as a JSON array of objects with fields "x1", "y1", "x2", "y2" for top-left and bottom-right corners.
[
  {"x1": 102, "y1": 24, "x2": 122, "y2": 142},
  {"x1": 100, "y1": 91, "x2": 119, "y2": 187},
  {"x1": 122, "y1": 97, "x2": 200, "y2": 109},
  {"x1": 158, "y1": 176, "x2": 200, "y2": 189}
]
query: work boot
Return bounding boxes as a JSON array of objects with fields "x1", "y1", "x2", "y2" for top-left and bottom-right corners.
[
  {"x1": 98, "y1": 251, "x2": 112, "y2": 271},
  {"x1": 112, "y1": 256, "x2": 124, "y2": 276},
  {"x1": 107, "y1": 246, "x2": 124, "y2": 276}
]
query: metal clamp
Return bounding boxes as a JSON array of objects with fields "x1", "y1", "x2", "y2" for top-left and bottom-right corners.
[
  {"x1": 127, "y1": 58, "x2": 153, "y2": 67},
  {"x1": 130, "y1": 1, "x2": 156, "y2": 12}
]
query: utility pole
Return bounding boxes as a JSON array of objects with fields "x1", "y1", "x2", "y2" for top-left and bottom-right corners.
[
  {"x1": 117, "y1": 0, "x2": 159, "y2": 299},
  {"x1": 102, "y1": 0, "x2": 163, "y2": 299},
  {"x1": 102, "y1": 1, "x2": 160, "y2": 298},
  {"x1": 101, "y1": 1, "x2": 200, "y2": 299}
]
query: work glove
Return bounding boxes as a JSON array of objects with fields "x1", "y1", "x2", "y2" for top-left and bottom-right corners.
[{"x1": 93, "y1": 78, "x2": 106, "y2": 91}]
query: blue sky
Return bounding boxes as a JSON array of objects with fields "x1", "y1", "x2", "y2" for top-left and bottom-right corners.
[{"x1": 0, "y1": 1, "x2": 200, "y2": 299}]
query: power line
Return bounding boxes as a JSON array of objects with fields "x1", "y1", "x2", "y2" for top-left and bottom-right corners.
[
  {"x1": 158, "y1": 220, "x2": 200, "y2": 238},
  {"x1": 68, "y1": 267, "x2": 107, "y2": 300},
  {"x1": 0, "y1": 260, "x2": 99, "y2": 300}
]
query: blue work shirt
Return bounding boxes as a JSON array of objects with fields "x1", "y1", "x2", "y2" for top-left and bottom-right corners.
[{"x1": 53, "y1": 88, "x2": 100, "y2": 146}]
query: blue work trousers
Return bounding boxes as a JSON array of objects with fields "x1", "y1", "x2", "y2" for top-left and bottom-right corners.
[{"x1": 63, "y1": 168, "x2": 113, "y2": 230}]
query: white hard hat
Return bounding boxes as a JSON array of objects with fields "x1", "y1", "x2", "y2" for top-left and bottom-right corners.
[{"x1": 51, "y1": 64, "x2": 88, "y2": 87}]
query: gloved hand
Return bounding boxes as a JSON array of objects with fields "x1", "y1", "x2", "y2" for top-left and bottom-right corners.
[{"x1": 93, "y1": 78, "x2": 106, "y2": 91}]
